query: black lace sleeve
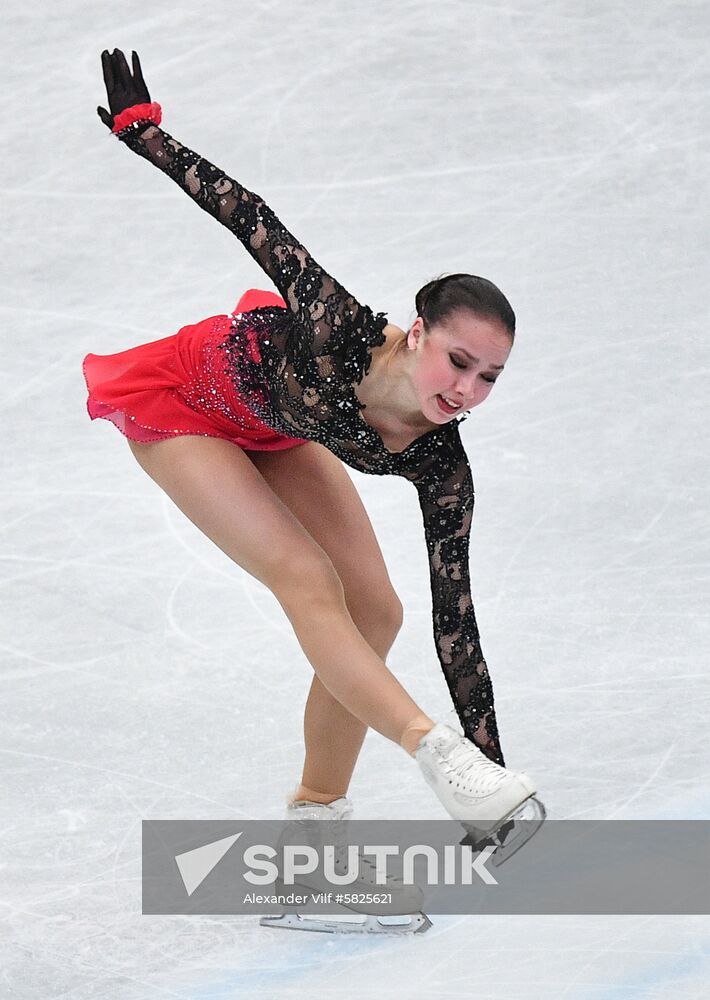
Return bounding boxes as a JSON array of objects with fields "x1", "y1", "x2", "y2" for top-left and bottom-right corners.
[
  {"x1": 116, "y1": 122, "x2": 369, "y2": 353},
  {"x1": 411, "y1": 431, "x2": 505, "y2": 766}
]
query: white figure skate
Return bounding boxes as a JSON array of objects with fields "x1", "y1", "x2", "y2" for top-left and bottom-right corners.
[
  {"x1": 260, "y1": 797, "x2": 431, "y2": 935},
  {"x1": 415, "y1": 723, "x2": 546, "y2": 865}
]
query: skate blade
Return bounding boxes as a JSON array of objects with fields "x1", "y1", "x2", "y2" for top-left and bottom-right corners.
[
  {"x1": 260, "y1": 911, "x2": 432, "y2": 935},
  {"x1": 462, "y1": 795, "x2": 546, "y2": 866}
]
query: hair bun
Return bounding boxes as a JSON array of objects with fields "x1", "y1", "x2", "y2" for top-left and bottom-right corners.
[{"x1": 413, "y1": 273, "x2": 516, "y2": 338}]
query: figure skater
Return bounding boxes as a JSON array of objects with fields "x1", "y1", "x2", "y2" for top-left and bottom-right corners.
[{"x1": 86, "y1": 49, "x2": 545, "y2": 931}]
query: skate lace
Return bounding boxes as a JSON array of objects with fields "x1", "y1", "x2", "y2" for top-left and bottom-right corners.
[{"x1": 442, "y1": 740, "x2": 508, "y2": 794}]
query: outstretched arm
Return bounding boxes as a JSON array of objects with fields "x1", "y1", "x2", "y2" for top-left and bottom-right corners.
[
  {"x1": 411, "y1": 431, "x2": 505, "y2": 766},
  {"x1": 98, "y1": 49, "x2": 367, "y2": 353}
]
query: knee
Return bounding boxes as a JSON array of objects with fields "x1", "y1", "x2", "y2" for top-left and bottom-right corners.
[
  {"x1": 270, "y1": 555, "x2": 347, "y2": 619},
  {"x1": 383, "y1": 593, "x2": 405, "y2": 639},
  {"x1": 350, "y1": 588, "x2": 404, "y2": 647}
]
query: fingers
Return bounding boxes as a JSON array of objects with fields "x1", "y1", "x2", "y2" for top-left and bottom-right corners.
[
  {"x1": 101, "y1": 49, "x2": 114, "y2": 91},
  {"x1": 114, "y1": 48, "x2": 132, "y2": 88},
  {"x1": 96, "y1": 106, "x2": 113, "y2": 128},
  {"x1": 100, "y1": 47, "x2": 149, "y2": 104},
  {"x1": 132, "y1": 50, "x2": 146, "y2": 90}
]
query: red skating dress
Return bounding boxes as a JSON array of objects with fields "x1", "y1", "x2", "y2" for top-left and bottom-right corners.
[{"x1": 83, "y1": 288, "x2": 309, "y2": 450}]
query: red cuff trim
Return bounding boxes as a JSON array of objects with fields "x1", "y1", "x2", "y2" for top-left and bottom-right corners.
[{"x1": 111, "y1": 102, "x2": 162, "y2": 133}]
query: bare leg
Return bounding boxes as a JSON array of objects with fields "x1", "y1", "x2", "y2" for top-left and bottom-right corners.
[
  {"x1": 296, "y1": 648, "x2": 389, "y2": 800},
  {"x1": 294, "y1": 625, "x2": 431, "y2": 799},
  {"x1": 278, "y1": 587, "x2": 424, "y2": 743},
  {"x1": 127, "y1": 436, "x2": 431, "y2": 747},
  {"x1": 246, "y1": 442, "x2": 412, "y2": 802}
]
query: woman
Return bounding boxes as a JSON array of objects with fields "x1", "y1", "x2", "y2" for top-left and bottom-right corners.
[{"x1": 86, "y1": 50, "x2": 544, "y2": 855}]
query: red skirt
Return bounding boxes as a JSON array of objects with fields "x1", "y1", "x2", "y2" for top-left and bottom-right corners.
[{"x1": 82, "y1": 289, "x2": 309, "y2": 451}]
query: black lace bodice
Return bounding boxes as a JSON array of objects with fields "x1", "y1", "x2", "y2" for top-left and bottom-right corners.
[{"x1": 116, "y1": 120, "x2": 504, "y2": 765}]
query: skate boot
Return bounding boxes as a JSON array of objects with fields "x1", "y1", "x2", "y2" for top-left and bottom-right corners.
[
  {"x1": 260, "y1": 797, "x2": 431, "y2": 935},
  {"x1": 415, "y1": 723, "x2": 546, "y2": 865}
]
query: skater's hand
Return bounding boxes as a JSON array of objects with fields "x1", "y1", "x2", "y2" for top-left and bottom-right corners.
[{"x1": 97, "y1": 49, "x2": 151, "y2": 130}]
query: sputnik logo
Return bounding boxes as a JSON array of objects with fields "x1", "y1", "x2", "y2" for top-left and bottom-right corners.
[
  {"x1": 174, "y1": 831, "x2": 500, "y2": 893},
  {"x1": 175, "y1": 832, "x2": 243, "y2": 896}
]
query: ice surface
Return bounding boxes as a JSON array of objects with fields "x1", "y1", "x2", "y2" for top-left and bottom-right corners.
[{"x1": 2, "y1": 0, "x2": 709, "y2": 996}]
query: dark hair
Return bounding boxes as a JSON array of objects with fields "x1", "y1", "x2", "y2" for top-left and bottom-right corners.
[{"x1": 414, "y1": 273, "x2": 516, "y2": 340}]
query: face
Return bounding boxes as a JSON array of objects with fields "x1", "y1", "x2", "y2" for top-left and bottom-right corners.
[{"x1": 406, "y1": 309, "x2": 513, "y2": 424}]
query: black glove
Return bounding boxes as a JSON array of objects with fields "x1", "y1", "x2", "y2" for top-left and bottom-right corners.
[{"x1": 97, "y1": 49, "x2": 152, "y2": 130}]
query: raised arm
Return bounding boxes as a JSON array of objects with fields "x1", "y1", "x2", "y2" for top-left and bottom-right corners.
[
  {"x1": 411, "y1": 431, "x2": 505, "y2": 766},
  {"x1": 98, "y1": 49, "x2": 368, "y2": 353}
]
